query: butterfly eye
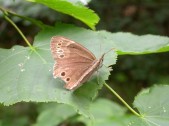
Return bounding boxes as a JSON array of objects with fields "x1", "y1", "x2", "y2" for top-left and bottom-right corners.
[
  {"x1": 66, "y1": 78, "x2": 70, "y2": 81},
  {"x1": 61, "y1": 72, "x2": 66, "y2": 76}
]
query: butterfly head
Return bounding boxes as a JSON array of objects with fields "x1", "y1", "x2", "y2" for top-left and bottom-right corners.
[
  {"x1": 97, "y1": 54, "x2": 105, "y2": 69},
  {"x1": 98, "y1": 48, "x2": 116, "y2": 68}
]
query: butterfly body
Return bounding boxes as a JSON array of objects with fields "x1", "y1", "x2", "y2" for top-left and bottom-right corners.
[{"x1": 50, "y1": 36, "x2": 104, "y2": 90}]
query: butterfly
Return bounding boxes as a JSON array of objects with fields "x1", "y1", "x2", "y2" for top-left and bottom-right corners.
[{"x1": 50, "y1": 36, "x2": 105, "y2": 90}]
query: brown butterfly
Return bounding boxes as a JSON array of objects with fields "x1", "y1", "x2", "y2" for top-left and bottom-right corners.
[{"x1": 50, "y1": 36, "x2": 105, "y2": 90}]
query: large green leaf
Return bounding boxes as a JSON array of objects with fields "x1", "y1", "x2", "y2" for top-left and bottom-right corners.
[
  {"x1": 27, "y1": 0, "x2": 99, "y2": 30},
  {"x1": 133, "y1": 85, "x2": 169, "y2": 126},
  {"x1": 0, "y1": 23, "x2": 117, "y2": 118}
]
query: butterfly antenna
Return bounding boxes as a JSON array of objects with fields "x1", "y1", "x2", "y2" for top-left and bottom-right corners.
[
  {"x1": 102, "y1": 48, "x2": 116, "y2": 71},
  {"x1": 104, "y1": 48, "x2": 116, "y2": 55}
]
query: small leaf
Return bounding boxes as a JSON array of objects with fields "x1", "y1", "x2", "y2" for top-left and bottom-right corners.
[
  {"x1": 27, "y1": 0, "x2": 99, "y2": 30},
  {"x1": 133, "y1": 85, "x2": 169, "y2": 126}
]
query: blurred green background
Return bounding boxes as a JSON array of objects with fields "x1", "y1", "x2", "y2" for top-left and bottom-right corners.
[{"x1": 0, "y1": 0, "x2": 169, "y2": 125}]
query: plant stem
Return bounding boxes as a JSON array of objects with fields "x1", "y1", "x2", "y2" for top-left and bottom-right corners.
[
  {"x1": 4, "y1": 15, "x2": 35, "y2": 50},
  {"x1": 104, "y1": 82, "x2": 142, "y2": 117},
  {"x1": 1, "y1": 7, "x2": 47, "y2": 63},
  {"x1": 0, "y1": 7, "x2": 34, "y2": 50}
]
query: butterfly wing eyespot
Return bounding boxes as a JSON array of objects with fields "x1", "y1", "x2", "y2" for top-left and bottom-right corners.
[
  {"x1": 61, "y1": 72, "x2": 66, "y2": 76},
  {"x1": 59, "y1": 54, "x2": 64, "y2": 58},
  {"x1": 66, "y1": 78, "x2": 70, "y2": 82}
]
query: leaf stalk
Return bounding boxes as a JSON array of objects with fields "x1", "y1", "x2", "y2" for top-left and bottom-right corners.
[
  {"x1": 104, "y1": 82, "x2": 142, "y2": 117},
  {"x1": 0, "y1": 7, "x2": 47, "y2": 63}
]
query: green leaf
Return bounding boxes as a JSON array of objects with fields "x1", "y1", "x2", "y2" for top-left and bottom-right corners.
[
  {"x1": 0, "y1": 23, "x2": 117, "y2": 118},
  {"x1": 33, "y1": 103, "x2": 76, "y2": 126},
  {"x1": 111, "y1": 32, "x2": 169, "y2": 55},
  {"x1": 27, "y1": 0, "x2": 99, "y2": 30},
  {"x1": 133, "y1": 85, "x2": 169, "y2": 126}
]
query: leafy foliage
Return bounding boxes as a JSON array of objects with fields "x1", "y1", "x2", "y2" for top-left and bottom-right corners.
[
  {"x1": 34, "y1": 85, "x2": 169, "y2": 126},
  {"x1": 79, "y1": 85, "x2": 169, "y2": 126},
  {"x1": 0, "y1": 22, "x2": 169, "y2": 119},
  {"x1": 0, "y1": 23, "x2": 117, "y2": 118},
  {"x1": 1, "y1": 1, "x2": 169, "y2": 125}
]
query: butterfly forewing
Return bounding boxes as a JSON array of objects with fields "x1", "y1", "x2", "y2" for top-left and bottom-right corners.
[
  {"x1": 50, "y1": 36, "x2": 99, "y2": 90},
  {"x1": 50, "y1": 36, "x2": 96, "y2": 61}
]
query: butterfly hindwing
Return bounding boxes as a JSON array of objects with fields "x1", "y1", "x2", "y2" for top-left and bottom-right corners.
[{"x1": 53, "y1": 62, "x2": 94, "y2": 89}]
